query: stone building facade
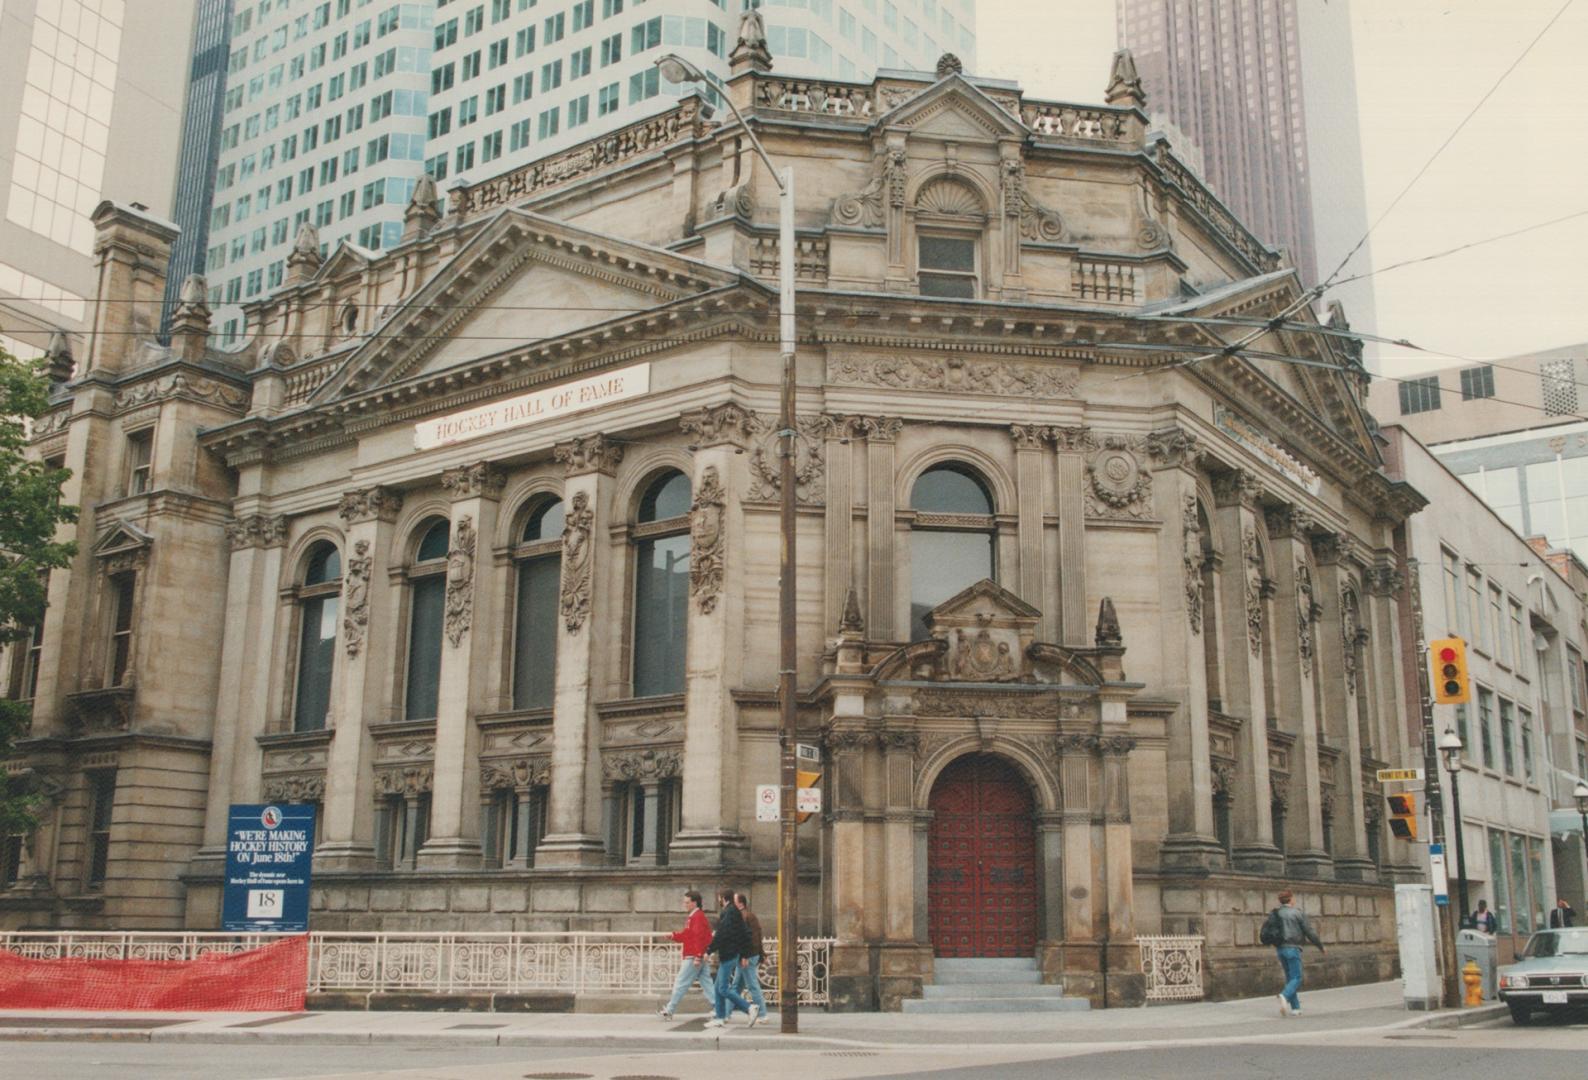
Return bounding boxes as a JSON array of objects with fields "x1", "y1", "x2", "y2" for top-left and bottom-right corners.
[{"x1": 4, "y1": 46, "x2": 1426, "y2": 1009}]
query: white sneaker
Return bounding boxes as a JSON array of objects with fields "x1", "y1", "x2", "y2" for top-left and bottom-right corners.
[
  {"x1": 703, "y1": 1018, "x2": 725, "y2": 1028},
  {"x1": 1277, "y1": 994, "x2": 1291, "y2": 1017},
  {"x1": 1291, "y1": 1008, "x2": 1302, "y2": 1016},
  {"x1": 746, "y1": 1003, "x2": 760, "y2": 1028},
  {"x1": 658, "y1": 1009, "x2": 673, "y2": 1021}
]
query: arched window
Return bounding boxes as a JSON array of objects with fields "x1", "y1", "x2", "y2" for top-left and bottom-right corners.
[
  {"x1": 404, "y1": 517, "x2": 449, "y2": 721},
  {"x1": 632, "y1": 470, "x2": 690, "y2": 697},
  {"x1": 910, "y1": 463, "x2": 996, "y2": 639},
  {"x1": 512, "y1": 498, "x2": 564, "y2": 710},
  {"x1": 292, "y1": 541, "x2": 341, "y2": 732},
  {"x1": 914, "y1": 178, "x2": 986, "y2": 298}
]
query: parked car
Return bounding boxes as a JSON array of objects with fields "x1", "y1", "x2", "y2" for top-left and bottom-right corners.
[{"x1": 1497, "y1": 926, "x2": 1588, "y2": 1023}]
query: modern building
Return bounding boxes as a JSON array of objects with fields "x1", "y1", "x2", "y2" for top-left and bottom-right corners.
[
  {"x1": 1116, "y1": 0, "x2": 1376, "y2": 339},
  {"x1": 1381, "y1": 425, "x2": 1585, "y2": 961},
  {"x1": 7, "y1": 45, "x2": 1426, "y2": 1009},
  {"x1": 0, "y1": 0, "x2": 199, "y2": 360},
  {"x1": 203, "y1": 0, "x2": 976, "y2": 345},
  {"x1": 1365, "y1": 344, "x2": 1588, "y2": 563}
]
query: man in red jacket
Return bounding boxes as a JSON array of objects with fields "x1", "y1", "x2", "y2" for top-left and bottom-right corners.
[{"x1": 659, "y1": 890, "x2": 717, "y2": 1020}]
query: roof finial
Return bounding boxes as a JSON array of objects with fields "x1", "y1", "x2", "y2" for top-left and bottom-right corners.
[
  {"x1": 936, "y1": 53, "x2": 964, "y2": 79},
  {"x1": 1105, "y1": 48, "x2": 1146, "y2": 109},
  {"x1": 730, "y1": 0, "x2": 773, "y2": 75}
]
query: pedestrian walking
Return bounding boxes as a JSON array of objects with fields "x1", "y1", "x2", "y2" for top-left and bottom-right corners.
[
  {"x1": 730, "y1": 891, "x2": 766, "y2": 1019},
  {"x1": 1548, "y1": 897, "x2": 1577, "y2": 928},
  {"x1": 1259, "y1": 888, "x2": 1324, "y2": 1017},
  {"x1": 704, "y1": 887, "x2": 758, "y2": 1029},
  {"x1": 658, "y1": 890, "x2": 717, "y2": 1021},
  {"x1": 1472, "y1": 898, "x2": 1497, "y2": 933}
]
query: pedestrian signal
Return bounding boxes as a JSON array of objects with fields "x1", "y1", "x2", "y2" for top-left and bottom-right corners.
[
  {"x1": 1386, "y1": 792, "x2": 1418, "y2": 841},
  {"x1": 1429, "y1": 637, "x2": 1470, "y2": 705}
]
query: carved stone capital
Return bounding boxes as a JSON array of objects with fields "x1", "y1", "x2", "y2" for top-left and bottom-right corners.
[
  {"x1": 842, "y1": 415, "x2": 904, "y2": 443},
  {"x1": 1145, "y1": 427, "x2": 1202, "y2": 471},
  {"x1": 1311, "y1": 531, "x2": 1345, "y2": 566},
  {"x1": 1212, "y1": 470, "x2": 1263, "y2": 510},
  {"x1": 226, "y1": 513, "x2": 287, "y2": 550},
  {"x1": 680, "y1": 402, "x2": 761, "y2": 450},
  {"x1": 825, "y1": 727, "x2": 875, "y2": 756},
  {"x1": 440, "y1": 461, "x2": 506, "y2": 501},
  {"x1": 1263, "y1": 504, "x2": 1314, "y2": 540},
  {"x1": 338, "y1": 485, "x2": 404, "y2": 525},
  {"x1": 1048, "y1": 425, "x2": 1096, "y2": 453},
  {"x1": 882, "y1": 729, "x2": 920, "y2": 755},
  {"x1": 1010, "y1": 423, "x2": 1046, "y2": 451},
  {"x1": 1365, "y1": 564, "x2": 1405, "y2": 597},
  {"x1": 553, "y1": 434, "x2": 624, "y2": 476}
]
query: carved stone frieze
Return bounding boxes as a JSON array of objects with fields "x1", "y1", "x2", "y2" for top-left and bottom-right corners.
[
  {"x1": 559, "y1": 490, "x2": 593, "y2": 633},
  {"x1": 828, "y1": 354, "x2": 1078, "y2": 399},
  {"x1": 444, "y1": 515, "x2": 476, "y2": 646},
  {"x1": 1182, "y1": 493, "x2": 1204, "y2": 634},
  {"x1": 374, "y1": 766, "x2": 433, "y2": 796},
  {"x1": 688, "y1": 466, "x2": 726, "y2": 614},
  {"x1": 342, "y1": 539, "x2": 372, "y2": 657},
  {"x1": 553, "y1": 433, "x2": 624, "y2": 476},
  {"x1": 913, "y1": 689, "x2": 1060, "y2": 720},
  {"x1": 113, "y1": 372, "x2": 248, "y2": 413},
  {"x1": 748, "y1": 414, "x2": 833, "y2": 503},
  {"x1": 440, "y1": 461, "x2": 506, "y2": 501},
  {"x1": 226, "y1": 513, "x2": 286, "y2": 550},
  {"x1": 1085, "y1": 435, "x2": 1153, "y2": 520},
  {"x1": 1243, "y1": 523, "x2": 1264, "y2": 655},
  {"x1": 480, "y1": 757, "x2": 551, "y2": 790},
  {"x1": 262, "y1": 773, "x2": 326, "y2": 803},
  {"x1": 30, "y1": 407, "x2": 72, "y2": 439},
  {"x1": 680, "y1": 402, "x2": 761, "y2": 450},
  {"x1": 602, "y1": 747, "x2": 682, "y2": 781},
  {"x1": 338, "y1": 485, "x2": 404, "y2": 525}
]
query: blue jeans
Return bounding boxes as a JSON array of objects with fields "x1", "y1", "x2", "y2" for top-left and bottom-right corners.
[
  {"x1": 730, "y1": 955, "x2": 765, "y2": 1014},
  {"x1": 663, "y1": 956, "x2": 716, "y2": 1016},
  {"x1": 713, "y1": 956, "x2": 752, "y2": 1019},
  {"x1": 1277, "y1": 946, "x2": 1303, "y2": 1011}
]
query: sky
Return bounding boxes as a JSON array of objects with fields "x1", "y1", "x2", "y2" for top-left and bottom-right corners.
[{"x1": 975, "y1": 0, "x2": 1588, "y2": 372}]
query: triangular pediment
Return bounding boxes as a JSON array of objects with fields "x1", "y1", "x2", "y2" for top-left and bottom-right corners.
[
  {"x1": 927, "y1": 578, "x2": 1042, "y2": 630},
  {"x1": 93, "y1": 520, "x2": 152, "y2": 558},
  {"x1": 314, "y1": 242, "x2": 375, "y2": 282},
  {"x1": 314, "y1": 210, "x2": 742, "y2": 400},
  {"x1": 876, "y1": 75, "x2": 1028, "y2": 141}
]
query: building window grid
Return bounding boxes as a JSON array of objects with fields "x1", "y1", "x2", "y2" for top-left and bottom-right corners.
[
  {"x1": 1460, "y1": 365, "x2": 1495, "y2": 401},
  {"x1": 1399, "y1": 375, "x2": 1441, "y2": 415}
]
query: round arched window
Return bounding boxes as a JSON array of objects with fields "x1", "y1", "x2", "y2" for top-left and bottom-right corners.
[
  {"x1": 404, "y1": 517, "x2": 450, "y2": 720},
  {"x1": 633, "y1": 470, "x2": 691, "y2": 696},
  {"x1": 512, "y1": 498, "x2": 564, "y2": 710},
  {"x1": 910, "y1": 463, "x2": 996, "y2": 639},
  {"x1": 292, "y1": 541, "x2": 342, "y2": 732}
]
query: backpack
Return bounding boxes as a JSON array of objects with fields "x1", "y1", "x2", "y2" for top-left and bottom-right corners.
[{"x1": 1259, "y1": 908, "x2": 1283, "y2": 947}]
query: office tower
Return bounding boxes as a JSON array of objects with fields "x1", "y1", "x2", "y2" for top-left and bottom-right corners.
[
  {"x1": 1117, "y1": 0, "x2": 1376, "y2": 335},
  {"x1": 162, "y1": 0, "x2": 237, "y2": 339},
  {"x1": 0, "y1": 0, "x2": 198, "y2": 359}
]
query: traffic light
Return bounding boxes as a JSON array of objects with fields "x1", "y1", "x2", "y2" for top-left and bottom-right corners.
[
  {"x1": 1430, "y1": 637, "x2": 1470, "y2": 705},
  {"x1": 1386, "y1": 791, "x2": 1418, "y2": 841}
]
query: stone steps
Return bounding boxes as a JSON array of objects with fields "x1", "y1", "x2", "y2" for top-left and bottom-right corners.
[{"x1": 901, "y1": 958, "x2": 1090, "y2": 1014}]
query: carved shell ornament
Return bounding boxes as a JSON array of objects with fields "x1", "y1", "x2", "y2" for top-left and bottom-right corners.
[{"x1": 916, "y1": 177, "x2": 984, "y2": 217}]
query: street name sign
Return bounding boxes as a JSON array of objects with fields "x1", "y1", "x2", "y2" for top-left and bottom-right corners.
[{"x1": 1376, "y1": 768, "x2": 1423, "y2": 782}]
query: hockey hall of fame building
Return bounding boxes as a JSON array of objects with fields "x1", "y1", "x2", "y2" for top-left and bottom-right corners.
[{"x1": 5, "y1": 44, "x2": 1428, "y2": 1008}]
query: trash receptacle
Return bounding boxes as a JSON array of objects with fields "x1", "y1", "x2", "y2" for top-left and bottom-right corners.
[{"x1": 1456, "y1": 929, "x2": 1497, "y2": 1001}]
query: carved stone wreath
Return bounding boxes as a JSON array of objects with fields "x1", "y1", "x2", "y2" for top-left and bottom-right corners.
[
  {"x1": 1085, "y1": 437, "x2": 1153, "y2": 519},
  {"x1": 747, "y1": 415, "x2": 832, "y2": 503},
  {"x1": 689, "y1": 466, "x2": 726, "y2": 614}
]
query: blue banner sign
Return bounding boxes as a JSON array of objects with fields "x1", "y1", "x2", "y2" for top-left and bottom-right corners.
[{"x1": 223, "y1": 804, "x2": 316, "y2": 932}]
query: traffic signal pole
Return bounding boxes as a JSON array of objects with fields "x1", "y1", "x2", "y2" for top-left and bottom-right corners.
[{"x1": 1406, "y1": 559, "x2": 1462, "y2": 1008}]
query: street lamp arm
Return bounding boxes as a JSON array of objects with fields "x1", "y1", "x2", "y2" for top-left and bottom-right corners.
[{"x1": 654, "y1": 54, "x2": 786, "y2": 194}]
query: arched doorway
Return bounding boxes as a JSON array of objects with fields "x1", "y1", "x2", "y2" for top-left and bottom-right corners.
[{"x1": 927, "y1": 753, "x2": 1039, "y2": 958}]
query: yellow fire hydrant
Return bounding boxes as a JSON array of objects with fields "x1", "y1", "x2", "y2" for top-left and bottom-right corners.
[{"x1": 1462, "y1": 959, "x2": 1483, "y2": 1006}]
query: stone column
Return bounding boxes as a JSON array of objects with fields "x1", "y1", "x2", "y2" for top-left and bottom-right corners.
[
  {"x1": 824, "y1": 713, "x2": 874, "y2": 1010},
  {"x1": 1051, "y1": 427, "x2": 1090, "y2": 647},
  {"x1": 537, "y1": 434, "x2": 623, "y2": 866},
  {"x1": 1148, "y1": 431, "x2": 1221, "y2": 869},
  {"x1": 860, "y1": 417, "x2": 903, "y2": 640},
  {"x1": 670, "y1": 404, "x2": 753, "y2": 865},
  {"x1": 316, "y1": 485, "x2": 403, "y2": 871},
  {"x1": 1010, "y1": 425, "x2": 1049, "y2": 634},
  {"x1": 1057, "y1": 734, "x2": 1097, "y2": 942},
  {"x1": 418, "y1": 462, "x2": 505, "y2": 869},
  {"x1": 1313, "y1": 536, "x2": 1373, "y2": 880},
  {"x1": 1265, "y1": 506, "x2": 1330, "y2": 878},
  {"x1": 881, "y1": 729, "x2": 919, "y2": 942},
  {"x1": 1211, "y1": 471, "x2": 1283, "y2": 873}
]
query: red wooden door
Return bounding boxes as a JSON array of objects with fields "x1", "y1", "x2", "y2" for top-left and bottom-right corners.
[{"x1": 927, "y1": 754, "x2": 1038, "y2": 958}]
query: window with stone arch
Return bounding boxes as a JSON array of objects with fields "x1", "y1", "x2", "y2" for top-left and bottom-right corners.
[
  {"x1": 403, "y1": 517, "x2": 450, "y2": 721},
  {"x1": 910, "y1": 462, "x2": 997, "y2": 640},
  {"x1": 292, "y1": 540, "x2": 341, "y2": 732},
  {"x1": 631, "y1": 469, "x2": 691, "y2": 697},
  {"x1": 511, "y1": 496, "x2": 564, "y2": 710},
  {"x1": 913, "y1": 177, "x2": 986, "y2": 298}
]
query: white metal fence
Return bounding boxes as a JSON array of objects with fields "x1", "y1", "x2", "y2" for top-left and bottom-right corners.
[
  {"x1": 0, "y1": 931, "x2": 832, "y2": 1006},
  {"x1": 1136, "y1": 935, "x2": 1205, "y2": 1001}
]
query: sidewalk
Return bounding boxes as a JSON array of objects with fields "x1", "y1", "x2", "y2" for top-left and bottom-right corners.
[{"x1": 0, "y1": 982, "x2": 1507, "y2": 1052}]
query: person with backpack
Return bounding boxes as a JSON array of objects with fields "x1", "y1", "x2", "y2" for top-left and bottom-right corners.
[{"x1": 1260, "y1": 888, "x2": 1324, "y2": 1017}]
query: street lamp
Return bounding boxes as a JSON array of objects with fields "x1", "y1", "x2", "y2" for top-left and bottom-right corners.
[
  {"x1": 655, "y1": 54, "x2": 801, "y2": 1035},
  {"x1": 1439, "y1": 727, "x2": 1471, "y2": 926}
]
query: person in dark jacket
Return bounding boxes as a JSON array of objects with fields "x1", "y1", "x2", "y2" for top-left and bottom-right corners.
[
  {"x1": 1549, "y1": 898, "x2": 1577, "y2": 928},
  {"x1": 730, "y1": 891, "x2": 766, "y2": 1018},
  {"x1": 704, "y1": 887, "x2": 757, "y2": 1028},
  {"x1": 1267, "y1": 889, "x2": 1324, "y2": 1017}
]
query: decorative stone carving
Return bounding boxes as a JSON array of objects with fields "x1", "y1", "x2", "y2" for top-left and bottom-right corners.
[
  {"x1": 881, "y1": 729, "x2": 921, "y2": 755},
  {"x1": 338, "y1": 486, "x2": 404, "y2": 524},
  {"x1": 553, "y1": 433, "x2": 624, "y2": 476},
  {"x1": 444, "y1": 515, "x2": 476, "y2": 646},
  {"x1": 1104, "y1": 48, "x2": 1146, "y2": 108},
  {"x1": 886, "y1": 147, "x2": 908, "y2": 208},
  {"x1": 730, "y1": 0, "x2": 772, "y2": 72},
  {"x1": 831, "y1": 163, "x2": 886, "y2": 228},
  {"x1": 341, "y1": 539, "x2": 372, "y2": 657},
  {"x1": 689, "y1": 466, "x2": 726, "y2": 614},
  {"x1": 999, "y1": 157, "x2": 1065, "y2": 242},
  {"x1": 1364, "y1": 564, "x2": 1404, "y2": 597},
  {"x1": 1009, "y1": 423, "x2": 1046, "y2": 451},
  {"x1": 113, "y1": 373, "x2": 248, "y2": 412},
  {"x1": 1211, "y1": 761, "x2": 1235, "y2": 797},
  {"x1": 1095, "y1": 597, "x2": 1123, "y2": 648},
  {"x1": 30, "y1": 406, "x2": 73, "y2": 438},
  {"x1": 1243, "y1": 523, "x2": 1264, "y2": 655},
  {"x1": 226, "y1": 513, "x2": 286, "y2": 550},
  {"x1": 1340, "y1": 587, "x2": 1363, "y2": 694},
  {"x1": 441, "y1": 461, "x2": 506, "y2": 501},
  {"x1": 950, "y1": 628, "x2": 1021, "y2": 682},
  {"x1": 828, "y1": 354, "x2": 1078, "y2": 399},
  {"x1": 680, "y1": 402, "x2": 760, "y2": 450},
  {"x1": 824, "y1": 727, "x2": 876, "y2": 755},
  {"x1": 1183, "y1": 493, "x2": 1204, "y2": 634},
  {"x1": 480, "y1": 757, "x2": 551, "y2": 790},
  {"x1": 1145, "y1": 427, "x2": 1200, "y2": 470},
  {"x1": 1052, "y1": 733, "x2": 1101, "y2": 756},
  {"x1": 1264, "y1": 504, "x2": 1313, "y2": 541},
  {"x1": 602, "y1": 747, "x2": 683, "y2": 781},
  {"x1": 914, "y1": 689, "x2": 1060, "y2": 719},
  {"x1": 710, "y1": 182, "x2": 754, "y2": 220},
  {"x1": 374, "y1": 766, "x2": 433, "y2": 796},
  {"x1": 842, "y1": 414, "x2": 904, "y2": 443},
  {"x1": 936, "y1": 53, "x2": 964, "y2": 77},
  {"x1": 559, "y1": 491, "x2": 593, "y2": 633},
  {"x1": 1269, "y1": 773, "x2": 1290, "y2": 810},
  {"x1": 839, "y1": 586, "x2": 864, "y2": 636},
  {"x1": 1050, "y1": 425, "x2": 1096, "y2": 453},
  {"x1": 1213, "y1": 470, "x2": 1262, "y2": 510},
  {"x1": 1295, "y1": 560, "x2": 1317, "y2": 665},
  {"x1": 748, "y1": 414, "x2": 832, "y2": 503},
  {"x1": 262, "y1": 773, "x2": 326, "y2": 803},
  {"x1": 1086, "y1": 435, "x2": 1153, "y2": 519},
  {"x1": 1099, "y1": 734, "x2": 1137, "y2": 756}
]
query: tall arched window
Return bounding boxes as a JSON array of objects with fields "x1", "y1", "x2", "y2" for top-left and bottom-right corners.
[
  {"x1": 914, "y1": 178, "x2": 986, "y2": 298},
  {"x1": 632, "y1": 470, "x2": 690, "y2": 697},
  {"x1": 910, "y1": 463, "x2": 996, "y2": 639},
  {"x1": 512, "y1": 497, "x2": 564, "y2": 710},
  {"x1": 293, "y1": 541, "x2": 341, "y2": 732},
  {"x1": 404, "y1": 517, "x2": 449, "y2": 721}
]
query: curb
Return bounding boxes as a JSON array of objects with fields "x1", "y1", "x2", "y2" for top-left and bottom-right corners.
[
  {"x1": 0, "y1": 1025, "x2": 861, "y2": 1051},
  {"x1": 1404, "y1": 1003, "x2": 1508, "y2": 1029}
]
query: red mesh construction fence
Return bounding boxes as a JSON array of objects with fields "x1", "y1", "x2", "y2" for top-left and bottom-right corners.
[{"x1": 0, "y1": 935, "x2": 308, "y2": 1011}]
